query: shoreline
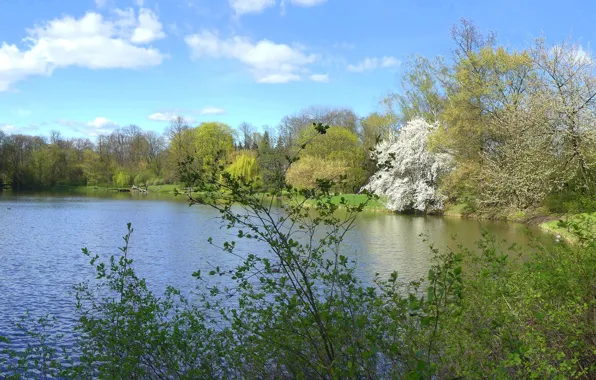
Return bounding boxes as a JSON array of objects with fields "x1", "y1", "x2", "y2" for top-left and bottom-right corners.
[{"x1": 3, "y1": 186, "x2": 591, "y2": 241}]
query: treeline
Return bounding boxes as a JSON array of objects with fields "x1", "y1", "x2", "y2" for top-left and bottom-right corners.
[
  {"x1": 2, "y1": 19, "x2": 596, "y2": 217},
  {"x1": 0, "y1": 107, "x2": 392, "y2": 193},
  {"x1": 377, "y1": 19, "x2": 596, "y2": 216}
]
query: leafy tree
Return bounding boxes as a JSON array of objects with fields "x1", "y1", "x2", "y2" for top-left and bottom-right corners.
[
  {"x1": 384, "y1": 55, "x2": 446, "y2": 125},
  {"x1": 366, "y1": 118, "x2": 452, "y2": 212},
  {"x1": 285, "y1": 155, "x2": 348, "y2": 190},
  {"x1": 256, "y1": 131, "x2": 286, "y2": 189},
  {"x1": 194, "y1": 122, "x2": 235, "y2": 170},
  {"x1": 113, "y1": 170, "x2": 132, "y2": 187},
  {"x1": 297, "y1": 126, "x2": 368, "y2": 191},
  {"x1": 226, "y1": 152, "x2": 259, "y2": 182}
]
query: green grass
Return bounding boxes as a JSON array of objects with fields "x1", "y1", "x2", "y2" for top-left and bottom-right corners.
[
  {"x1": 147, "y1": 184, "x2": 180, "y2": 194},
  {"x1": 301, "y1": 193, "x2": 389, "y2": 212},
  {"x1": 541, "y1": 212, "x2": 596, "y2": 243},
  {"x1": 27, "y1": 185, "x2": 390, "y2": 211},
  {"x1": 443, "y1": 203, "x2": 467, "y2": 216}
]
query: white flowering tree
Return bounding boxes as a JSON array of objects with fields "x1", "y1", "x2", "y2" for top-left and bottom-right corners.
[{"x1": 365, "y1": 118, "x2": 452, "y2": 213}]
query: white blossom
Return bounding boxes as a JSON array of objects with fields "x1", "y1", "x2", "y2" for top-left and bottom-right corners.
[{"x1": 365, "y1": 118, "x2": 452, "y2": 212}]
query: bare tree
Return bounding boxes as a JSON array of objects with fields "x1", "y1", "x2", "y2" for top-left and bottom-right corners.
[{"x1": 238, "y1": 122, "x2": 254, "y2": 150}]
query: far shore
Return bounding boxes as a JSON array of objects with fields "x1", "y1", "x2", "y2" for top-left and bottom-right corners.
[{"x1": 4, "y1": 185, "x2": 593, "y2": 242}]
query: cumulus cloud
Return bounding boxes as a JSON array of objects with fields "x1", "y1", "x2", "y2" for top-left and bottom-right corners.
[
  {"x1": 131, "y1": 8, "x2": 165, "y2": 44},
  {"x1": 0, "y1": 8, "x2": 166, "y2": 92},
  {"x1": 185, "y1": 30, "x2": 316, "y2": 83},
  {"x1": 347, "y1": 56, "x2": 401, "y2": 72},
  {"x1": 309, "y1": 73, "x2": 329, "y2": 83}
]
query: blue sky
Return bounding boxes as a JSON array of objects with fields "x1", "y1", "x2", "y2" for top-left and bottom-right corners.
[{"x1": 0, "y1": 0, "x2": 592, "y2": 138}]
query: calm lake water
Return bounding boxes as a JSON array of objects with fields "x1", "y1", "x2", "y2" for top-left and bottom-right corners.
[{"x1": 0, "y1": 191, "x2": 547, "y2": 352}]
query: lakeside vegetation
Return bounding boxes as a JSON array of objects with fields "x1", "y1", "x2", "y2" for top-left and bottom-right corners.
[
  {"x1": 2, "y1": 19, "x2": 596, "y2": 223},
  {"x1": 2, "y1": 19, "x2": 596, "y2": 378},
  {"x1": 2, "y1": 119, "x2": 596, "y2": 378}
]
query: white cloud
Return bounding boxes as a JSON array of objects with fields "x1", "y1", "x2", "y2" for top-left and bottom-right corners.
[
  {"x1": 347, "y1": 56, "x2": 401, "y2": 72},
  {"x1": 199, "y1": 106, "x2": 226, "y2": 115},
  {"x1": 0, "y1": 123, "x2": 41, "y2": 134},
  {"x1": 87, "y1": 117, "x2": 116, "y2": 129},
  {"x1": 148, "y1": 112, "x2": 177, "y2": 121},
  {"x1": 289, "y1": 0, "x2": 327, "y2": 6},
  {"x1": 229, "y1": 0, "x2": 276, "y2": 15},
  {"x1": 0, "y1": 9, "x2": 166, "y2": 92},
  {"x1": 148, "y1": 112, "x2": 197, "y2": 124},
  {"x1": 84, "y1": 117, "x2": 119, "y2": 135},
  {"x1": 185, "y1": 30, "x2": 316, "y2": 83},
  {"x1": 135, "y1": 0, "x2": 145, "y2": 6},
  {"x1": 309, "y1": 73, "x2": 329, "y2": 83},
  {"x1": 551, "y1": 44, "x2": 592, "y2": 64},
  {"x1": 131, "y1": 8, "x2": 165, "y2": 44},
  {"x1": 94, "y1": 0, "x2": 107, "y2": 9}
]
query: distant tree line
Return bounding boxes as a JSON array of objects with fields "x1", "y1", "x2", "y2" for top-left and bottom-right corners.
[
  {"x1": 2, "y1": 19, "x2": 596, "y2": 217},
  {"x1": 0, "y1": 106, "x2": 393, "y2": 193}
]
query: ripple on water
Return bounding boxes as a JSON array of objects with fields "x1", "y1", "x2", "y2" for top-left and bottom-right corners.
[{"x1": 0, "y1": 193, "x2": 546, "y2": 360}]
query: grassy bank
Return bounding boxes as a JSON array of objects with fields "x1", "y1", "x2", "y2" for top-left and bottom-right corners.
[
  {"x1": 22, "y1": 185, "x2": 391, "y2": 212},
  {"x1": 540, "y1": 212, "x2": 596, "y2": 243}
]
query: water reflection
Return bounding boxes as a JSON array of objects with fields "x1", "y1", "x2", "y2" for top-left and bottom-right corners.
[{"x1": 0, "y1": 192, "x2": 546, "y2": 352}]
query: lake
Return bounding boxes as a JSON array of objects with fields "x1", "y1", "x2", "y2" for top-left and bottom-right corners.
[{"x1": 0, "y1": 192, "x2": 547, "y2": 352}]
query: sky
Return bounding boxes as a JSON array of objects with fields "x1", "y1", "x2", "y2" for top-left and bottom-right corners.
[{"x1": 0, "y1": 0, "x2": 593, "y2": 138}]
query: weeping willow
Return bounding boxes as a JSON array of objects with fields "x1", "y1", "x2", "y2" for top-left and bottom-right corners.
[{"x1": 226, "y1": 153, "x2": 260, "y2": 182}]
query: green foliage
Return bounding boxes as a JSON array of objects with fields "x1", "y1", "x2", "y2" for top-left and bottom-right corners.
[
  {"x1": 295, "y1": 126, "x2": 368, "y2": 191},
  {"x1": 133, "y1": 169, "x2": 153, "y2": 186},
  {"x1": 226, "y1": 152, "x2": 259, "y2": 182},
  {"x1": 544, "y1": 185, "x2": 596, "y2": 214},
  {"x1": 285, "y1": 155, "x2": 353, "y2": 192},
  {"x1": 193, "y1": 122, "x2": 235, "y2": 170},
  {"x1": 256, "y1": 132, "x2": 286, "y2": 190},
  {"x1": 2, "y1": 123, "x2": 596, "y2": 379},
  {"x1": 439, "y1": 224, "x2": 596, "y2": 378},
  {"x1": 112, "y1": 170, "x2": 132, "y2": 187}
]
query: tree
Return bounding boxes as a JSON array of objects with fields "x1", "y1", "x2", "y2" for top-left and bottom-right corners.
[
  {"x1": 82, "y1": 150, "x2": 113, "y2": 186},
  {"x1": 238, "y1": 122, "x2": 254, "y2": 150},
  {"x1": 144, "y1": 131, "x2": 166, "y2": 176},
  {"x1": 384, "y1": 55, "x2": 446, "y2": 125},
  {"x1": 256, "y1": 131, "x2": 286, "y2": 189},
  {"x1": 285, "y1": 155, "x2": 348, "y2": 190},
  {"x1": 276, "y1": 106, "x2": 359, "y2": 149},
  {"x1": 366, "y1": 118, "x2": 452, "y2": 213},
  {"x1": 531, "y1": 39, "x2": 596, "y2": 191},
  {"x1": 165, "y1": 117, "x2": 194, "y2": 181},
  {"x1": 227, "y1": 152, "x2": 259, "y2": 183},
  {"x1": 194, "y1": 122, "x2": 235, "y2": 170},
  {"x1": 297, "y1": 126, "x2": 368, "y2": 191},
  {"x1": 359, "y1": 112, "x2": 395, "y2": 151}
]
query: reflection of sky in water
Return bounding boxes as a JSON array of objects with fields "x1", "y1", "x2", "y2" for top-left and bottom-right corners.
[{"x1": 0, "y1": 193, "x2": 547, "y2": 352}]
